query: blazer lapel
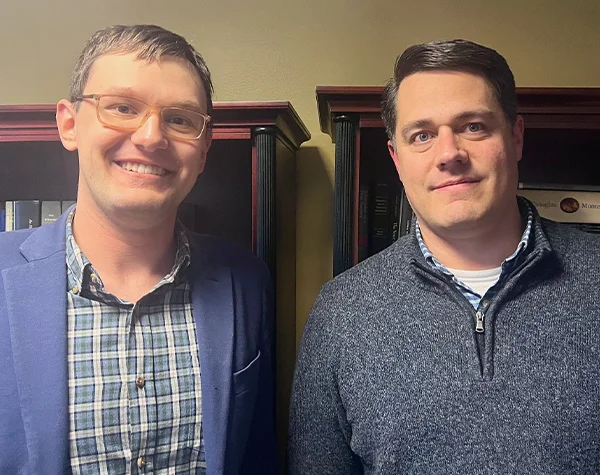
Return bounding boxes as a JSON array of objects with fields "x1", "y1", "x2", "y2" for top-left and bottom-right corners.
[
  {"x1": 189, "y1": 246, "x2": 234, "y2": 475},
  {"x1": 3, "y1": 218, "x2": 70, "y2": 474}
]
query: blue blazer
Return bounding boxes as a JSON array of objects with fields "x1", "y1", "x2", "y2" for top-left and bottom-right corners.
[{"x1": 0, "y1": 211, "x2": 277, "y2": 475}]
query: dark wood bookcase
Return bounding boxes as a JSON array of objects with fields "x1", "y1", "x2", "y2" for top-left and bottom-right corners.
[
  {"x1": 0, "y1": 101, "x2": 310, "y2": 466},
  {"x1": 317, "y1": 86, "x2": 600, "y2": 276}
]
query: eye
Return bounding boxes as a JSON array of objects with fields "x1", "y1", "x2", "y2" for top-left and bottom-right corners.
[
  {"x1": 466, "y1": 123, "x2": 484, "y2": 133},
  {"x1": 166, "y1": 115, "x2": 194, "y2": 128},
  {"x1": 106, "y1": 102, "x2": 138, "y2": 116},
  {"x1": 116, "y1": 104, "x2": 132, "y2": 114},
  {"x1": 412, "y1": 131, "x2": 432, "y2": 144}
]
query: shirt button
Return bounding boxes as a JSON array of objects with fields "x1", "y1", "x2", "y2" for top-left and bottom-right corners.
[
  {"x1": 71, "y1": 285, "x2": 79, "y2": 294},
  {"x1": 137, "y1": 456, "x2": 145, "y2": 468},
  {"x1": 136, "y1": 376, "x2": 145, "y2": 389},
  {"x1": 90, "y1": 273, "x2": 99, "y2": 284}
]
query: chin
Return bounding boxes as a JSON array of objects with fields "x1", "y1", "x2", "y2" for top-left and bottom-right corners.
[{"x1": 107, "y1": 198, "x2": 173, "y2": 216}]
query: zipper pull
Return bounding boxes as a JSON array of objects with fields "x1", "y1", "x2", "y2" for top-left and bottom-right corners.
[{"x1": 475, "y1": 311, "x2": 485, "y2": 333}]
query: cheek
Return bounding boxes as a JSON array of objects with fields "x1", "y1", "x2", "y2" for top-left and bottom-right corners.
[
  {"x1": 397, "y1": 159, "x2": 429, "y2": 189},
  {"x1": 179, "y1": 147, "x2": 207, "y2": 176},
  {"x1": 79, "y1": 128, "x2": 128, "y2": 160},
  {"x1": 488, "y1": 147, "x2": 518, "y2": 182}
]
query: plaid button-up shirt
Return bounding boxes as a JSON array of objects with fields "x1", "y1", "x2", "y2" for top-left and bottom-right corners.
[{"x1": 66, "y1": 210, "x2": 206, "y2": 474}]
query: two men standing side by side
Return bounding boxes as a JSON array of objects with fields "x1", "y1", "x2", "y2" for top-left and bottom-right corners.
[
  {"x1": 289, "y1": 39, "x2": 600, "y2": 474},
  {"x1": 2, "y1": 25, "x2": 599, "y2": 475}
]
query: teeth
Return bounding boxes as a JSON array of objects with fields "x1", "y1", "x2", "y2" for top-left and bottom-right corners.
[{"x1": 118, "y1": 161, "x2": 167, "y2": 176}]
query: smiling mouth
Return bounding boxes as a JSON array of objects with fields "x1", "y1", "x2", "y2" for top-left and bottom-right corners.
[
  {"x1": 435, "y1": 180, "x2": 478, "y2": 190},
  {"x1": 116, "y1": 161, "x2": 169, "y2": 176}
]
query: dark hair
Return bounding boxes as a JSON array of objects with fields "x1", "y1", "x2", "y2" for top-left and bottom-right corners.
[
  {"x1": 381, "y1": 39, "x2": 517, "y2": 142},
  {"x1": 70, "y1": 24, "x2": 214, "y2": 115}
]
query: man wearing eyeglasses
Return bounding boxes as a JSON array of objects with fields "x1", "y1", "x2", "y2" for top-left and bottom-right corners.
[{"x1": 0, "y1": 25, "x2": 276, "y2": 475}]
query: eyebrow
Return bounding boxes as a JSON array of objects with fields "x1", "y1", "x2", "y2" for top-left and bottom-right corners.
[
  {"x1": 100, "y1": 87, "x2": 204, "y2": 112},
  {"x1": 400, "y1": 108, "x2": 497, "y2": 140},
  {"x1": 171, "y1": 100, "x2": 204, "y2": 112}
]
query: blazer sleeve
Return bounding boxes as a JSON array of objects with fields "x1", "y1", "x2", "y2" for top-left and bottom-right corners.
[{"x1": 238, "y1": 277, "x2": 278, "y2": 474}]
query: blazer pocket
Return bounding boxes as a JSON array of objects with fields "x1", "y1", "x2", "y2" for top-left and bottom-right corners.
[{"x1": 233, "y1": 350, "x2": 260, "y2": 397}]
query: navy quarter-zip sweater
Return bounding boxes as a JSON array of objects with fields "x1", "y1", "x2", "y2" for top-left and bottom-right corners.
[{"x1": 289, "y1": 209, "x2": 600, "y2": 474}]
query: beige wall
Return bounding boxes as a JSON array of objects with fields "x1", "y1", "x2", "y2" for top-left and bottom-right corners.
[{"x1": 3, "y1": 0, "x2": 600, "y2": 345}]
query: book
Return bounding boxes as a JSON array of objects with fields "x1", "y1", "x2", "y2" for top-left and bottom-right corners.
[
  {"x1": 41, "y1": 201, "x2": 62, "y2": 225},
  {"x1": 357, "y1": 184, "x2": 370, "y2": 262},
  {"x1": 398, "y1": 189, "x2": 413, "y2": 238},
  {"x1": 5, "y1": 201, "x2": 14, "y2": 232},
  {"x1": 14, "y1": 200, "x2": 41, "y2": 230},
  {"x1": 518, "y1": 188, "x2": 600, "y2": 236},
  {"x1": 0, "y1": 209, "x2": 5, "y2": 232},
  {"x1": 391, "y1": 185, "x2": 401, "y2": 243},
  {"x1": 61, "y1": 200, "x2": 76, "y2": 213},
  {"x1": 370, "y1": 183, "x2": 393, "y2": 254},
  {"x1": 517, "y1": 189, "x2": 600, "y2": 224}
]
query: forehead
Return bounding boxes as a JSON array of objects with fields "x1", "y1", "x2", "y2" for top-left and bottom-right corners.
[
  {"x1": 84, "y1": 52, "x2": 206, "y2": 109},
  {"x1": 396, "y1": 71, "x2": 500, "y2": 124}
]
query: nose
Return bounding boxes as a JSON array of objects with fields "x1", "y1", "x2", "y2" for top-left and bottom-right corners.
[
  {"x1": 433, "y1": 126, "x2": 467, "y2": 169},
  {"x1": 130, "y1": 112, "x2": 168, "y2": 151}
]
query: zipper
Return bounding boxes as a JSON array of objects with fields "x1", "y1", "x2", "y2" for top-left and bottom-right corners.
[
  {"x1": 413, "y1": 259, "x2": 488, "y2": 333},
  {"x1": 412, "y1": 260, "x2": 487, "y2": 377},
  {"x1": 475, "y1": 310, "x2": 485, "y2": 333},
  {"x1": 410, "y1": 248, "x2": 550, "y2": 381}
]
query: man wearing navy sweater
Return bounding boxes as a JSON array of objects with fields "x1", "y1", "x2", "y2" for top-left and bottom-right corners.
[{"x1": 289, "y1": 39, "x2": 600, "y2": 474}]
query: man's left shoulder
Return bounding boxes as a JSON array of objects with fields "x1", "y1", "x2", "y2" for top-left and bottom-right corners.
[
  {"x1": 542, "y1": 219, "x2": 600, "y2": 271},
  {"x1": 543, "y1": 219, "x2": 600, "y2": 251}
]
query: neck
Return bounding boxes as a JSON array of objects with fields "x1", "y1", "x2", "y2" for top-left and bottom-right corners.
[
  {"x1": 418, "y1": 203, "x2": 524, "y2": 271},
  {"x1": 72, "y1": 198, "x2": 178, "y2": 300}
]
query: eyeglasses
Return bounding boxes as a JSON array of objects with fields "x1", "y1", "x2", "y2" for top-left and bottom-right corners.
[{"x1": 74, "y1": 94, "x2": 211, "y2": 140}]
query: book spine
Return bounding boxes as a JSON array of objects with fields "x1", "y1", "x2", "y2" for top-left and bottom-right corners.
[
  {"x1": 5, "y1": 201, "x2": 14, "y2": 232},
  {"x1": 41, "y1": 201, "x2": 62, "y2": 225},
  {"x1": 61, "y1": 200, "x2": 76, "y2": 214},
  {"x1": 399, "y1": 190, "x2": 413, "y2": 237},
  {"x1": 14, "y1": 200, "x2": 41, "y2": 230},
  {"x1": 391, "y1": 185, "x2": 401, "y2": 243},
  {"x1": 0, "y1": 209, "x2": 5, "y2": 232},
  {"x1": 518, "y1": 189, "x2": 600, "y2": 224},
  {"x1": 357, "y1": 184, "x2": 370, "y2": 262},
  {"x1": 370, "y1": 183, "x2": 392, "y2": 254}
]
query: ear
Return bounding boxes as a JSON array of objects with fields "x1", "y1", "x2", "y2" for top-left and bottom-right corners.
[
  {"x1": 387, "y1": 139, "x2": 403, "y2": 181},
  {"x1": 512, "y1": 115, "x2": 525, "y2": 162},
  {"x1": 56, "y1": 99, "x2": 78, "y2": 152},
  {"x1": 196, "y1": 127, "x2": 213, "y2": 175}
]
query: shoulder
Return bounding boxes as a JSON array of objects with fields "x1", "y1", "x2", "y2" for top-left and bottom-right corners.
[
  {"x1": 320, "y1": 236, "x2": 416, "y2": 305},
  {"x1": 541, "y1": 219, "x2": 600, "y2": 274},
  {"x1": 0, "y1": 229, "x2": 35, "y2": 270},
  {"x1": 541, "y1": 218, "x2": 600, "y2": 256},
  {"x1": 307, "y1": 237, "x2": 417, "y2": 335}
]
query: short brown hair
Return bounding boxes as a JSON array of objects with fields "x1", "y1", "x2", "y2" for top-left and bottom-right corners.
[
  {"x1": 70, "y1": 24, "x2": 214, "y2": 115},
  {"x1": 382, "y1": 39, "x2": 517, "y2": 143}
]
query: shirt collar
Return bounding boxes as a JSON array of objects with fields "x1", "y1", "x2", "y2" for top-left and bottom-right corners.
[
  {"x1": 415, "y1": 200, "x2": 534, "y2": 276},
  {"x1": 65, "y1": 208, "x2": 192, "y2": 292}
]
